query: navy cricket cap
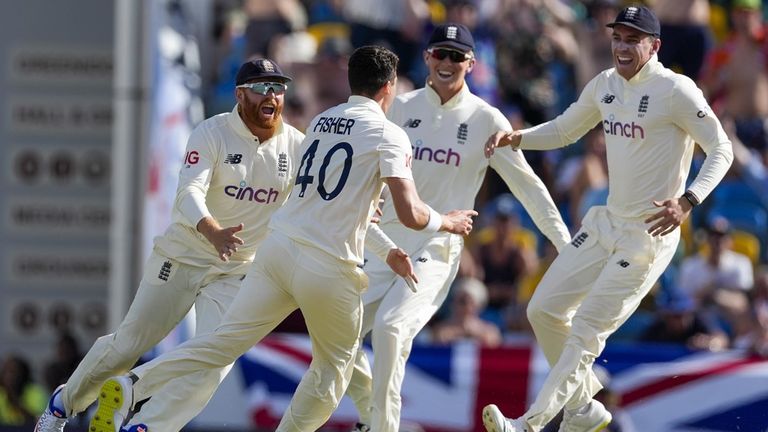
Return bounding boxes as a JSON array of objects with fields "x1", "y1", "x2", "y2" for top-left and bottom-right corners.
[
  {"x1": 428, "y1": 23, "x2": 475, "y2": 52},
  {"x1": 235, "y1": 58, "x2": 292, "y2": 85},
  {"x1": 606, "y1": 5, "x2": 661, "y2": 37}
]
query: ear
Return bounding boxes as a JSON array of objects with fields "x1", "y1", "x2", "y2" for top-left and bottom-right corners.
[
  {"x1": 466, "y1": 57, "x2": 476, "y2": 74},
  {"x1": 235, "y1": 88, "x2": 244, "y2": 104},
  {"x1": 651, "y1": 38, "x2": 662, "y2": 55},
  {"x1": 423, "y1": 49, "x2": 431, "y2": 66}
]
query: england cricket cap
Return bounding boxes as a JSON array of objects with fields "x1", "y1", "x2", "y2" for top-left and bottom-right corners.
[
  {"x1": 235, "y1": 58, "x2": 292, "y2": 85},
  {"x1": 606, "y1": 5, "x2": 661, "y2": 37},
  {"x1": 428, "y1": 23, "x2": 475, "y2": 53}
]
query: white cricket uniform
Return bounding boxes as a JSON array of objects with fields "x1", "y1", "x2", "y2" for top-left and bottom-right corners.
[
  {"x1": 518, "y1": 55, "x2": 733, "y2": 430},
  {"x1": 129, "y1": 96, "x2": 414, "y2": 432},
  {"x1": 62, "y1": 105, "x2": 304, "y2": 432},
  {"x1": 345, "y1": 83, "x2": 570, "y2": 432}
]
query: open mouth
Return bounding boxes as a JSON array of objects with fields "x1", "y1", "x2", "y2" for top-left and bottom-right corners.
[
  {"x1": 260, "y1": 105, "x2": 276, "y2": 116},
  {"x1": 616, "y1": 55, "x2": 633, "y2": 66},
  {"x1": 436, "y1": 69, "x2": 455, "y2": 79}
]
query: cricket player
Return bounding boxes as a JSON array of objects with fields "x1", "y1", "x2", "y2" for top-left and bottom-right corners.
[
  {"x1": 482, "y1": 6, "x2": 733, "y2": 432},
  {"x1": 345, "y1": 23, "x2": 571, "y2": 432},
  {"x1": 34, "y1": 59, "x2": 306, "y2": 432},
  {"x1": 86, "y1": 45, "x2": 477, "y2": 432}
]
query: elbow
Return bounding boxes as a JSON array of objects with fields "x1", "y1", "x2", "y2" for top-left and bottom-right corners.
[{"x1": 724, "y1": 143, "x2": 735, "y2": 167}]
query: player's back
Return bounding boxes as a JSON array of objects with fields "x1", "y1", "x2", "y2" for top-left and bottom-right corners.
[{"x1": 269, "y1": 95, "x2": 413, "y2": 265}]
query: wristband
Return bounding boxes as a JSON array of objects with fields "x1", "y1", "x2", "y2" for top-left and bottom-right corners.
[
  {"x1": 422, "y1": 205, "x2": 442, "y2": 233},
  {"x1": 682, "y1": 190, "x2": 700, "y2": 207}
]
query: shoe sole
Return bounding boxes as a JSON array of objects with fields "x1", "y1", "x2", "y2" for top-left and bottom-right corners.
[
  {"x1": 482, "y1": 404, "x2": 506, "y2": 432},
  {"x1": 89, "y1": 378, "x2": 129, "y2": 432},
  {"x1": 590, "y1": 420, "x2": 611, "y2": 432}
]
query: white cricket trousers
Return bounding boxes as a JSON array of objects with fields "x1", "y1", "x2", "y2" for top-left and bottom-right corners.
[
  {"x1": 62, "y1": 249, "x2": 241, "y2": 432},
  {"x1": 346, "y1": 231, "x2": 463, "y2": 432},
  {"x1": 522, "y1": 206, "x2": 679, "y2": 431},
  {"x1": 131, "y1": 232, "x2": 368, "y2": 432}
]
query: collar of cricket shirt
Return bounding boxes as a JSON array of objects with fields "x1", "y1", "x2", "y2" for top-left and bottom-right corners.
[
  {"x1": 626, "y1": 53, "x2": 661, "y2": 85},
  {"x1": 424, "y1": 79, "x2": 470, "y2": 110}
]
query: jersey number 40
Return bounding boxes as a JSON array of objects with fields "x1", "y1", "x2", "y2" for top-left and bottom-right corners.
[{"x1": 295, "y1": 139, "x2": 353, "y2": 201}]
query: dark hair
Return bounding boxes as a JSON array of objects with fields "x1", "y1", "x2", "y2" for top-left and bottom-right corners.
[{"x1": 348, "y1": 45, "x2": 399, "y2": 97}]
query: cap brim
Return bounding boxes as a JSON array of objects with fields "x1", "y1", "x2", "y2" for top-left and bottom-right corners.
[
  {"x1": 606, "y1": 22, "x2": 659, "y2": 36},
  {"x1": 238, "y1": 73, "x2": 293, "y2": 85},
  {"x1": 261, "y1": 73, "x2": 293, "y2": 83},
  {"x1": 429, "y1": 41, "x2": 473, "y2": 53}
]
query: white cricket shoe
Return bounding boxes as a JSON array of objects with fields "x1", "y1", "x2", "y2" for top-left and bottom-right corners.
[
  {"x1": 350, "y1": 423, "x2": 371, "y2": 432},
  {"x1": 482, "y1": 404, "x2": 529, "y2": 432},
  {"x1": 34, "y1": 384, "x2": 67, "y2": 432},
  {"x1": 558, "y1": 400, "x2": 612, "y2": 432},
  {"x1": 89, "y1": 376, "x2": 134, "y2": 432}
]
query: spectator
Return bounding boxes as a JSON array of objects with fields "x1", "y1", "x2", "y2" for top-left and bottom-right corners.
[
  {"x1": 678, "y1": 216, "x2": 754, "y2": 307},
  {"x1": 640, "y1": 287, "x2": 729, "y2": 351},
  {"x1": 342, "y1": 0, "x2": 430, "y2": 82},
  {"x1": 575, "y1": 0, "x2": 622, "y2": 89},
  {"x1": 242, "y1": 0, "x2": 307, "y2": 59},
  {"x1": 567, "y1": 125, "x2": 609, "y2": 229},
  {"x1": 734, "y1": 266, "x2": 768, "y2": 355},
  {"x1": 471, "y1": 194, "x2": 539, "y2": 330},
  {"x1": 43, "y1": 331, "x2": 82, "y2": 393},
  {"x1": 700, "y1": 0, "x2": 768, "y2": 152},
  {"x1": 431, "y1": 277, "x2": 503, "y2": 347},
  {"x1": 0, "y1": 355, "x2": 47, "y2": 426},
  {"x1": 653, "y1": 0, "x2": 713, "y2": 80}
]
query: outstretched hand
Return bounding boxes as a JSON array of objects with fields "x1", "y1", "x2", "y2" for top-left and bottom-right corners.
[
  {"x1": 202, "y1": 222, "x2": 245, "y2": 261},
  {"x1": 442, "y1": 209, "x2": 478, "y2": 236},
  {"x1": 644, "y1": 198, "x2": 692, "y2": 237},
  {"x1": 386, "y1": 248, "x2": 419, "y2": 292}
]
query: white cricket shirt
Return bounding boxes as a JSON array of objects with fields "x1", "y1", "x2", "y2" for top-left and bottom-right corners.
[
  {"x1": 383, "y1": 83, "x2": 571, "y2": 250},
  {"x1": 154, "y1": 105, "x2": 304, "y2": 271},
  {"x1": 520, "y1": 55, "x2": 733, "y2": 218},
  {"x1": 269, "y1": 96, "x2": 414, "y2": 265}
]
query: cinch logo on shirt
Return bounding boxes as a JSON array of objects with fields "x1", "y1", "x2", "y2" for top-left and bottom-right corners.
[
  {"x1": 225, "y1": 181, "x2": 279, "y2": 204},
  {"x1": 603, "y1": 115, "x2": 645, "y2": 139},
  {"x1": 413, "y1": 140, "x2": 461, "y2": 167}
]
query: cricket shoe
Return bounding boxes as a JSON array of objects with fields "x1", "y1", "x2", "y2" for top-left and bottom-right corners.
[
  {"x1": 482, "y1": 404, "x2": 529, "y2": 432},
  {"x1": 350, "y1": 422, "x2": 371, "y2": 432},
  {"x1": 34, "y1": 384, "x2": 68, "y2": 432},
  {"x1": 558, "y1": 400, "x2": 612, "y2": 432},
  {"x1": 89, "y1": 376, "x2": 134, "y2": 432}
]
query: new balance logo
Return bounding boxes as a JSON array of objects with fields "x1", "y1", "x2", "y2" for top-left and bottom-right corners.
[
  {"x1": 416, "y1": 257, "x2": 428, "y2": 263},
  {"x1": 601, "y1": 94, "x2": 615, "y2": 104},
  {"x1": 617, "y1": 259, "x2": 630, "y2": 268},
  {"x1": 158, "y1": 261, "x2": 172, "y2": 281},
  {"x1": 225, "y1": 153, "x2": 242, "y2": 164},
  {"x1": 638, "y1": 95, "x2": 649, "y2": 115},
  {"x1": 457, "y1": 123, "x2": 468, "y2": 141},
  {"x1": 571, "y1": 232, "x2": 589, "y2": 248},
  {"x1": 403, "y1": 118, "x2": 422, "y2": 128}
]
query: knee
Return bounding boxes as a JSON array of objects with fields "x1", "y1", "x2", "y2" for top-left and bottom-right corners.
[
  {"x1": 526, "y1": 296, "x2": 564, "y2": 329},
  {"x1": 371, "y1": 319, "x2": 410, "y2": 357}
]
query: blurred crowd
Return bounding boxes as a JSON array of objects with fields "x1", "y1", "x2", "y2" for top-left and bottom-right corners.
[
  {"x1": 4, "y1": 0, "x2": 768, "y2": 425},
  {"x1": 202, "y1": 0, "x2": 768, "y2": 355}
]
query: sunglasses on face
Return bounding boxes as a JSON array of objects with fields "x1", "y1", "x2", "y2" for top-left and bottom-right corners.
[
  {"x1": 237, "y1": 82, "x2": 288, "y2": 95},
  {"x1": 428, "y1": 47, "x2": 472, "y2": 63}
]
